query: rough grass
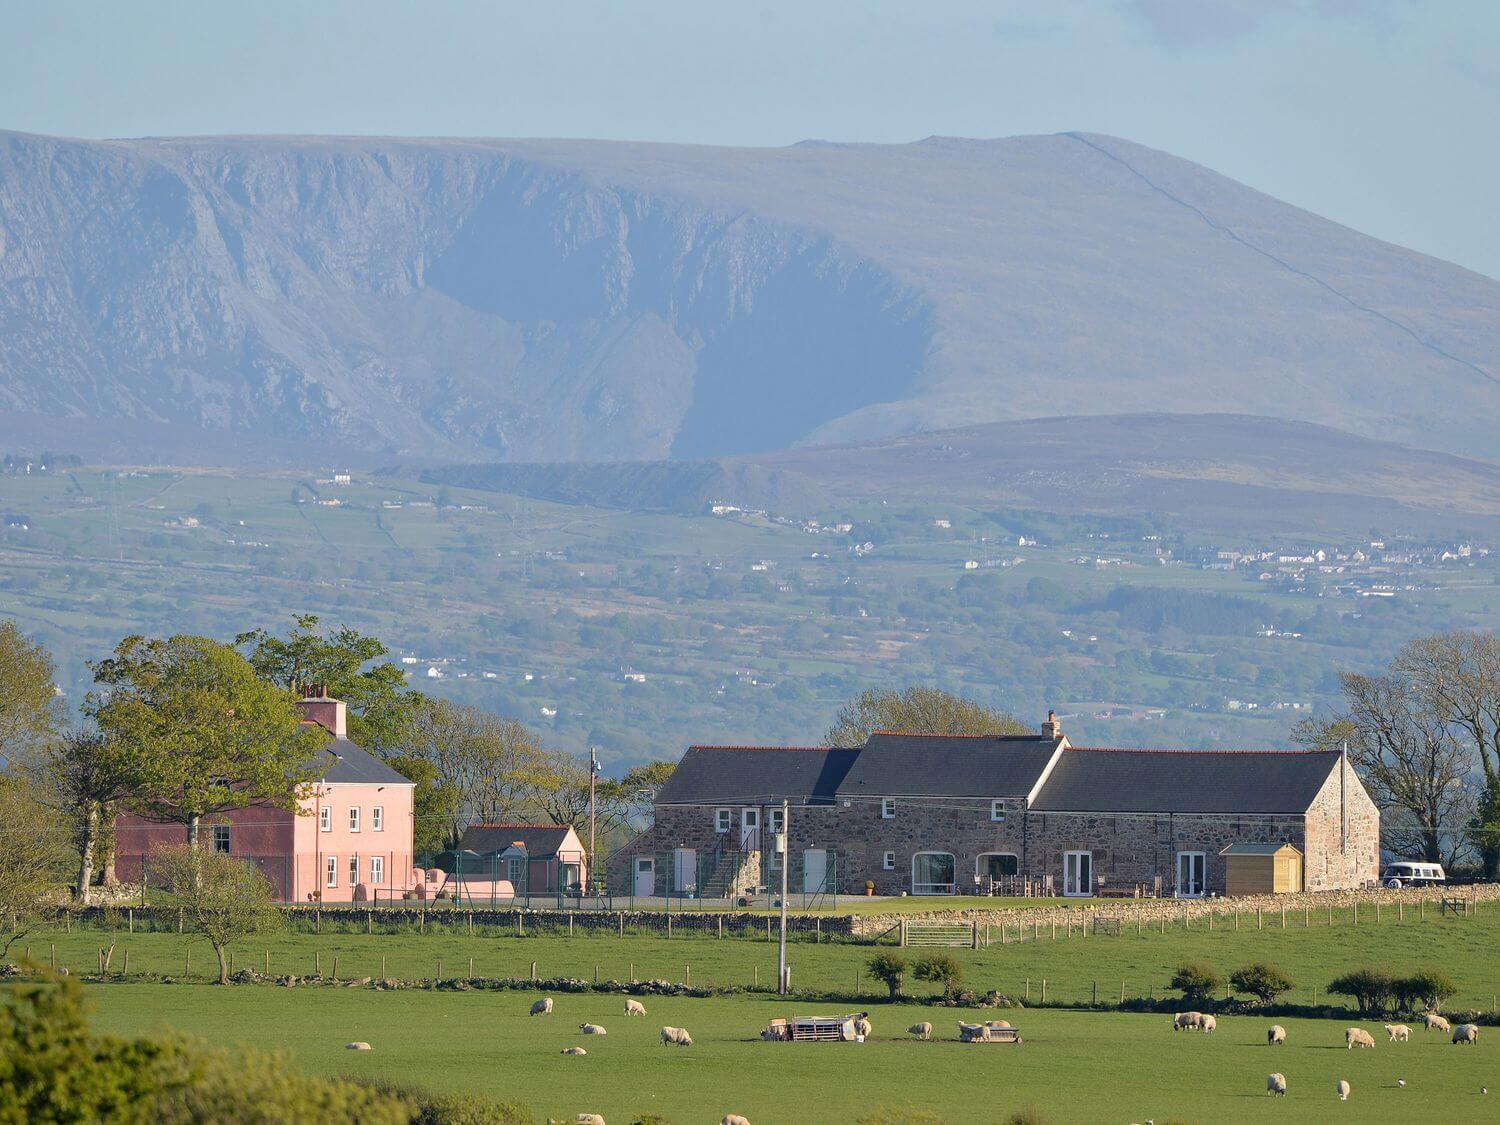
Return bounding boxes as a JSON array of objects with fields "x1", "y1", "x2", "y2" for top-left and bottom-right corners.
[{"x1": 77, "y1": 985, "x2": 1495, "y2": 1123}]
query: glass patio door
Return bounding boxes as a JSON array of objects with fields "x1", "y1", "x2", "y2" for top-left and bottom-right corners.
[
  {"x1": 1176, "y1": 852, "x2": 1206, "y2": 898},
  {"x1": 1063, "y1": 851, "x2": 1093, "y2": 896}
]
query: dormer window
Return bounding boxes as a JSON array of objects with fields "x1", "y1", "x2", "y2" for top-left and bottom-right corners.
[{"x1": 881, "y1": 798, "x2": 896, "y2": 819}]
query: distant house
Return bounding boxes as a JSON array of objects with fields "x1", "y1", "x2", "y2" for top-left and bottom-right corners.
[
  {"x1": 114, "y1": 688, "x2": 418, "y2": 904},
  {"x1": 609, "y1": 713, "x2": 1378, "y2": 900},
  {"x1": 436, "y1": 823, "x2": 589, "y2": 899}
]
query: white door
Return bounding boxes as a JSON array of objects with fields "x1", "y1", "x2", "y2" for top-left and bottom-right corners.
[
  {"x1": 673, "y1": 848, "x2": 697, "y2": 894},
  {"x1": 634, "y1": 856, "x2": 655, "y2": 898},
  {"x1": 1063, "y1": 851, "x2": 1093, "y2": 896},
  {"x1": 1176, "y1": 852, "x2": 1206, "y2": 898},
  {"x1": 740, "y1": 808, "x2": 761, "y2": 850},
  {"x1": 803, "y1": 849, "x2": 828, "y2": 894}
]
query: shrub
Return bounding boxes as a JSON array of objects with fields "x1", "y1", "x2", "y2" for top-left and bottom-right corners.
[
  {"x1": 867, "y1": 951, "x2": 908, "y2": 998},
  {"x1": 1327, "y1": 967, "x2": 1396, "y2": 1015},
  {"x1": 1229, "y1": 962, "x2": 1295, "y2": 1003},
  {"x1": 912, "y1": 953, "x2": 965, "y2": 997},
  {"x1": 1169, "y1": 961, "x2": 1223, "y2": 1002},
  {"x1": 1394, "y1": 968, "x2": 1458, "y2": 1014}
]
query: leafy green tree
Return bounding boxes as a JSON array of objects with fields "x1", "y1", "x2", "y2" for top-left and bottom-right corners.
[
  {"x1": 912, "y1": 952, "x2": 965, "y2": 998},
  {"x1": 1229, "y1": 962, "x2": 1294, "y2": 1003},
  {"x1": 826, "y1": 687, "x2": 1029, "y2": 747},
  {"x1": 0, "y1": 619, "x2": 61, "y2": 760},
  {"x1": 235, "y1": 614, "x2": 422, "y2": 749},
  {"x1": 151, "y1": 845, "x2": 282, "y2": 984},
  {"x1": 405, "y1": 697, "x2": 546, "y2": 842},
  {"x1": 1394, "y1": 968, "x2": 1458, "y2": 1013},
  {"x1": 1327, "y1": 967, "x2": 1396, "y2": 1015},
  {"x1": 0, "y1": 779, "x2": 71, "y2": 957},
  {"x1": 383, "y1": 754, "x2": 461, "y2": 857},
  {"x1": 88, "y1": 635, "x2": 325, "y2": 848},
  {"x1": 1170, "y1": 961, "x2": 1223, "y2": 1003},
  {"x1": 866, "y1": 951, "x2": 908, "y2": 998}
]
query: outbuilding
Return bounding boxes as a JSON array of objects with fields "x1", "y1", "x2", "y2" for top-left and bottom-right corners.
[{"x1": 1220, "y1": 842, "x2": 1304, "y2": 896}]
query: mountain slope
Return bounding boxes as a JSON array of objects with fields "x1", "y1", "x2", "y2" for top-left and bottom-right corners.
[{"x1": 0, "y1": 129, "x2": 1496, "y2": 462}]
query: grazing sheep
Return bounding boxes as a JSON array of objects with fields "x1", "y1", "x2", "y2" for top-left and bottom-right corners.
[
  {"x1": 580, "y1": 1023, "x2": 607, "y2": 1035},
  {"x1": 1384, "y1": 1024, "x2": 1411, "y2": 1042},
  {"x1": 560, "y1": 1046, "x2": 587, "y2": 1056},
  {"x1": 1267, "y1": 1025, "x2": 1287, "y2": 1045},
  {"x1": 531, "y1": 997, "x2": 554, "y2": 1016},
  {"x1": 908, "y1": 1022, "x2": 933, "y2": 1041},
  {"x1": 1424, "y1": 1012, "x2": 1451, "y2": 1032},
  {"x1": 990, "y1": 1020, "x2": 1012, "y2": 1029},
  {"x1": 1267, "y1": 1073, "x2": 1287, "y2": 1097},
  {"x1": 1336, "y1": 1080, "x2": 1350, "y2": 1101},
  {"x1": 1173, "y1": 1011, "x2": 1203, "y2": 1031},
  {"x1": 660, "y1": 1025, "x2": 693, "y2": 1047},
  {"x1": 345, "y1": 1042, "x2": 372, "y2": 1051},
  {"x1": 1453, "y1": 1024, "x2": 1479, "y2": 1045},
  {"x1": 576, "y1": 1116, "x2": 606, "y2": 1125},
  {"x1": 853, "y1": 1016, "x2": 873, "y2": 1039},
  {"x1": 624, "y1": 998, "x2": 646, "y2": 1016},
  {"x1": 1345, "y1": 1027, "x2": 1375, "y2": 1049},
  {"x1": 722, "y1": 1116, "x2": 751, "y2": 1125},
  {"x1": 1200, "y1": 1015, "x2": 1217, "y2": 1034}
]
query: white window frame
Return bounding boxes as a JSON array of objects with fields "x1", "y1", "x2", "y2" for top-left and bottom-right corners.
[
  {"x1": 319, "y1": 806, "x2": 331, "y2": 832},
  {"x1": 883, "y1": 851, "x2": 896, "y2": 870},
  {"x1": 881, "y1": 798, "x2": 896, "y2": 819},
  {"x1": 1063, "y1": 850, "x2": 1093, "y2": 897},
  {"x1": 211, "y1": 823, "x2": 231, "y2": 854},
  {"x1": 348, "y1": 806, "x2": 361, "y2": 833},
  {"x1": 349, "y1": 853, "x2": 359, "y2": 887},
  {"x1": 714, "y1": 808, "x2": 732, "y2": 834},
  {"x1": 911, "y1": 851, "x2": 956, "y2": 896},
  {"x1": 976, "y1": 852, "x2": 1019, "y2": 881},
  {"x1": 1175, "y1": 851, "x2": 1207, "y2": 899},
  {"x1": 372, "y1": 806, "x2": 383, "y2": 832},
  {"x1": 767, "y1": 808, "x2": 785, "y2": 833},
  {"x1": 990, "y1": 800, "x2": 1006, "y2": 822},
  {"x1": 370, "y1": 855, "x2": 385, "y2": 885},
  {"x1": 325, "y1": 855, "x2": 338, "y2": 888}
]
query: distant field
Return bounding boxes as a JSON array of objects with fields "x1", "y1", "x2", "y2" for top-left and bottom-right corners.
[{"x1": 79, "y1": 985, "x2": 1496, "y2": 1123}]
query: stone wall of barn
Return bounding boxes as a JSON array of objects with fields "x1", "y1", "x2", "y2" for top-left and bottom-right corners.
[{"x1": 1301, "y1": 754, "x2": 1382, "y2": 891}]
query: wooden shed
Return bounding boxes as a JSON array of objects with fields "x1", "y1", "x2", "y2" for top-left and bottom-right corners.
[{"x1": 1219, "y1": 843, "x2": 1303, "y2": 896}]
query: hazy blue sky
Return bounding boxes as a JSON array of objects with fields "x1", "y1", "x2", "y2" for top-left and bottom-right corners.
[{"x1": 5, "y1": 1, "x2": 1497, "y2": 279}]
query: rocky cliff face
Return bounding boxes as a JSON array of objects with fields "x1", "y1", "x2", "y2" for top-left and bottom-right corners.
[{"x1": 0, "y1": 130, "x2": 1495, "y2": 464}]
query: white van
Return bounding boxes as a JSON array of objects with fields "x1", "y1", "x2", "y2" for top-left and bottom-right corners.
[{"x1": 1379, "y1": 861, "x2": 1446, "y2": 889}]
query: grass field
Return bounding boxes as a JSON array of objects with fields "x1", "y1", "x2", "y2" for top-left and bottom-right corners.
[{"x1": 79, "y1": 985, "x2": 1496, "y2": 1123}]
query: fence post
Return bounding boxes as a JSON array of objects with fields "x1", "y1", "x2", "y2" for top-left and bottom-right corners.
[
  {"x1": 128, "y1": 907, "x2": 134, "y2": 934},
  {"x1": 530, "y1": 960, "x2": 537, "y2": 982},
  {"x1": 122, "y1": 949, "x2": 128, "y2": 976},
  {"x1": 1092, "y1": 981, "x2": 1097, "y2": 1004},
  {"x1": 1041, "y1": 978, "x2": 1046, "y2": 1003}
]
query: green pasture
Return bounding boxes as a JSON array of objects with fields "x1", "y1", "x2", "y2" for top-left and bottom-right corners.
[
  {"x1": 76, "y1": 985, "x2": 1497, "y2": 1123},
  {"x1": 30, "y1": 905, "x2": 1500, "y2": 1009}
]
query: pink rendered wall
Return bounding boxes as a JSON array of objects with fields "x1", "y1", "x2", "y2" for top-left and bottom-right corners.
[{"x1": 298, "y1": 781, "x2": 416, "y2": 903}]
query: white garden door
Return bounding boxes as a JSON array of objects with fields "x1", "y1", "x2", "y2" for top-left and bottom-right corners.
[
  {"x1": 803, "y1": 849, "x2": 828, "y2": 894},
  {"x1": 1063, "y1": 851, "x2": 1093, "y2": 897},
  {"x1": 673, "y1": 848, "x2": 697, "y2": 895},
  {"x1": 740, "y1": 808, "x2": 761, "y2": 850},
  {"x1": 1176, "y1": 852, "x2": 1206, "y2": 898},
  {"x1": 634, "y1": 856, "x2": 655, "y2": 898}
]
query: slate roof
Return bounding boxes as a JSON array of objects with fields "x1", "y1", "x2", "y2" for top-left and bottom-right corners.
[
  {"x1": 654, "y1": 745, "x2": 860, "y2": 804},
  {"x1": 1029, "y1": 748, "x2": 1341, "y2": 814},
  {"x1": 457, "y1": 823, "x2": 578, "y2": 857},
  {"x1": 834, "y1": 732, "x2": 1062, "y2": 798},
  {"x1": 314, "y1": 736, "x2": 412, "y2": 786}
]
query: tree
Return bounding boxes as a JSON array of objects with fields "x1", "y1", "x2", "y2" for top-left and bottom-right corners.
[
  {"x1": 151, "y1": 845, "x2": 282, "y2": 984},
  {"x1": 382, "y1": 754, "x2": 461, "y2": 857},
  {"x1": 1229, "y1": 962, "x2": 1294, "y2": 1003},
  {"x1": 1169, "y1": 961, "x2": 1223, "y2": 1003},
  {"x1": 20, "y1": 730, "x2": 142, "y2": 904},
  {"x1": 88, "y1": 635, "x2": 325, "y2": 848},
  {"x1": 404, "y1": 698, "x2": 547, "y2": 842},
  {"x1": 1327, "y1": 967, "x2": 1395, "y2": 1015},
  {"x1": 866, "y1": 951, "x2": 907, "y2": 998},
  {"x1": 912, "y1": 953, "x2": 965, "y2": 998},
  {"x1": 0, "y1": 619, "x2": 61, "y2": 761},
  {"x1": 235, "y1": 614, "x2": 422, "y2": 749},
  {"x1": 0, "y1": 779, "x2": 71, "y2": 957},
  {"x1": 1393, "y1": 969, "x2": 1457, "y2": 1014},
  {"x1": 826, "y1": 687, "x2": 1030, "y2": 747}
]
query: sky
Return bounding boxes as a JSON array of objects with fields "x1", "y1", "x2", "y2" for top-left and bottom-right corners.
[{"x1": 4, "y1": 0, "x2": 1498, "y2": 279}]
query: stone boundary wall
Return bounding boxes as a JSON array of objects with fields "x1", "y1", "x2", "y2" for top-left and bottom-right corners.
[{"x1": 847, "y1": 883, "x2": 1500, "y2": 938}]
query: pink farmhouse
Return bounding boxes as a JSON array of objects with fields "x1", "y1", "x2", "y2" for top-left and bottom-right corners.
[{"x1": 114, "y1": 690, "x2": 422, "y2": 903}]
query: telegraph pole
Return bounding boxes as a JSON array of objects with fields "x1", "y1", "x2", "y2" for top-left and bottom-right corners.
[
  {"x1": 777, "y1": 798, "x2": 790, "y2": 994},
  {"x1": 588, "y1": 747, "x2": 598, "y2": 891}
]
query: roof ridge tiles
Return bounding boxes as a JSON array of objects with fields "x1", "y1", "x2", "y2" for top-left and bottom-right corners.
[
  {"x1": 687, "y1": 744, "x2": 837, "y2": 751},
  {"x1": 868, "y1": 729, "x2": 1045, "y2": 739},
  {"x1": 1067, "y1": 746, "x2": 1333, "y2": 756},
  {"x1": 465, "y1": 822, "x2": 569, "y2": 829}
]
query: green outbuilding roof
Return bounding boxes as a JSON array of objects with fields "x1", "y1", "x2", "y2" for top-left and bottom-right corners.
[{"x1": 1219, "y1": 842, "x2": 1303, "y2": 856}]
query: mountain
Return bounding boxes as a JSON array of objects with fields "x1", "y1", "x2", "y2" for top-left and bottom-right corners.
[
  {"x1": 1, "y1": 129, "x2": 1497, "y2": 464},
  {"x1": 419, "y1": 413, "x2": 1500, "y2": 539}
]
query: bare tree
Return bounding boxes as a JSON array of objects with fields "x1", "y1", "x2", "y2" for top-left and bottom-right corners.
[
  {"x1": 151, "y1": 845, "x2": 282, "y2": 984},
  {"x1": 405, "y1": 698, "x2": 547, "y2": 843}
]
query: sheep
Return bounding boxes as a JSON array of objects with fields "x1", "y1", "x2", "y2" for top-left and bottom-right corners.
[
  {"x1": 576, "y1": 1116, "x2": 606, "y2": 1125},
  {"x1": 624, "y1": 998, "x2": 646, "y2": 1016},
  {"x1": 853, "y1": 1016, "x2": 873, "y2": 1039},
  {"x1": 345, "y1": 1042, "x2": 372, "y2": 1051},
  {"x1": 1336, "y1": 1080, "x2": 1350, "y2": 1101},
  {"x1": 1200, "y1": 1015, "x2": 1217, "y2": 1034},
  {"x1": 908, "y1": 1022, "x2": 933, "y2": 1041},
  {"x1": 1267, "y1": 1073, "x2": 1287, "y2": 1097},
  {"x1": 1384, "y1": 1023, "x2": 1411, "y2": 1042},
  {"x1": 1424, "y1": 1012, "x2": 1451, "y2": 1032},
  {"x1": 1345, "y1": 1027, "x2": 1375, "y2": 1049},
  {"x1": 660, "y1": 1026, "x2": 693, "y2": 1047},
  {"x1": 1267, "y1": 1024, "x2": 1287, "y2": 1045},
  {"x1": 990, "y1": 1019, "x2": 1012, "y2": 1029},
  {"x1": 1453, "y1": 1023, "x2": 1479, "y2": 1045},
  {"x1": 1173, "y1": 1011, "x2": 1203, "y2": 1031},
  {"x1": 560, "y1": 1046, "x2": 587, "y2": 1056},
  {"x1": 580, "y1": 1023, "x2": 607, "y2": 1035},
  {"x1": 531, "y1": 997, "x2": 554, "y2": 1016},
  {"x1": 722, "y1": 1117, "x2": 751, "y2": 1125}
]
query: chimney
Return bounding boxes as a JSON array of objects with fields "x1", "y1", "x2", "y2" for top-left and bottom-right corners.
[
  {"x1": 294, "y1": 685, "x2": 347, "y2": 739},
  {"x1": 1042, "y1": 710, "x2": 1062, "y2": 740}
]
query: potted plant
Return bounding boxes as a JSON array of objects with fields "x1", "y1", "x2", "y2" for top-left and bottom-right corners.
[{"x1": 865, "y1": 880, "x2": 875, "y2": 897}]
